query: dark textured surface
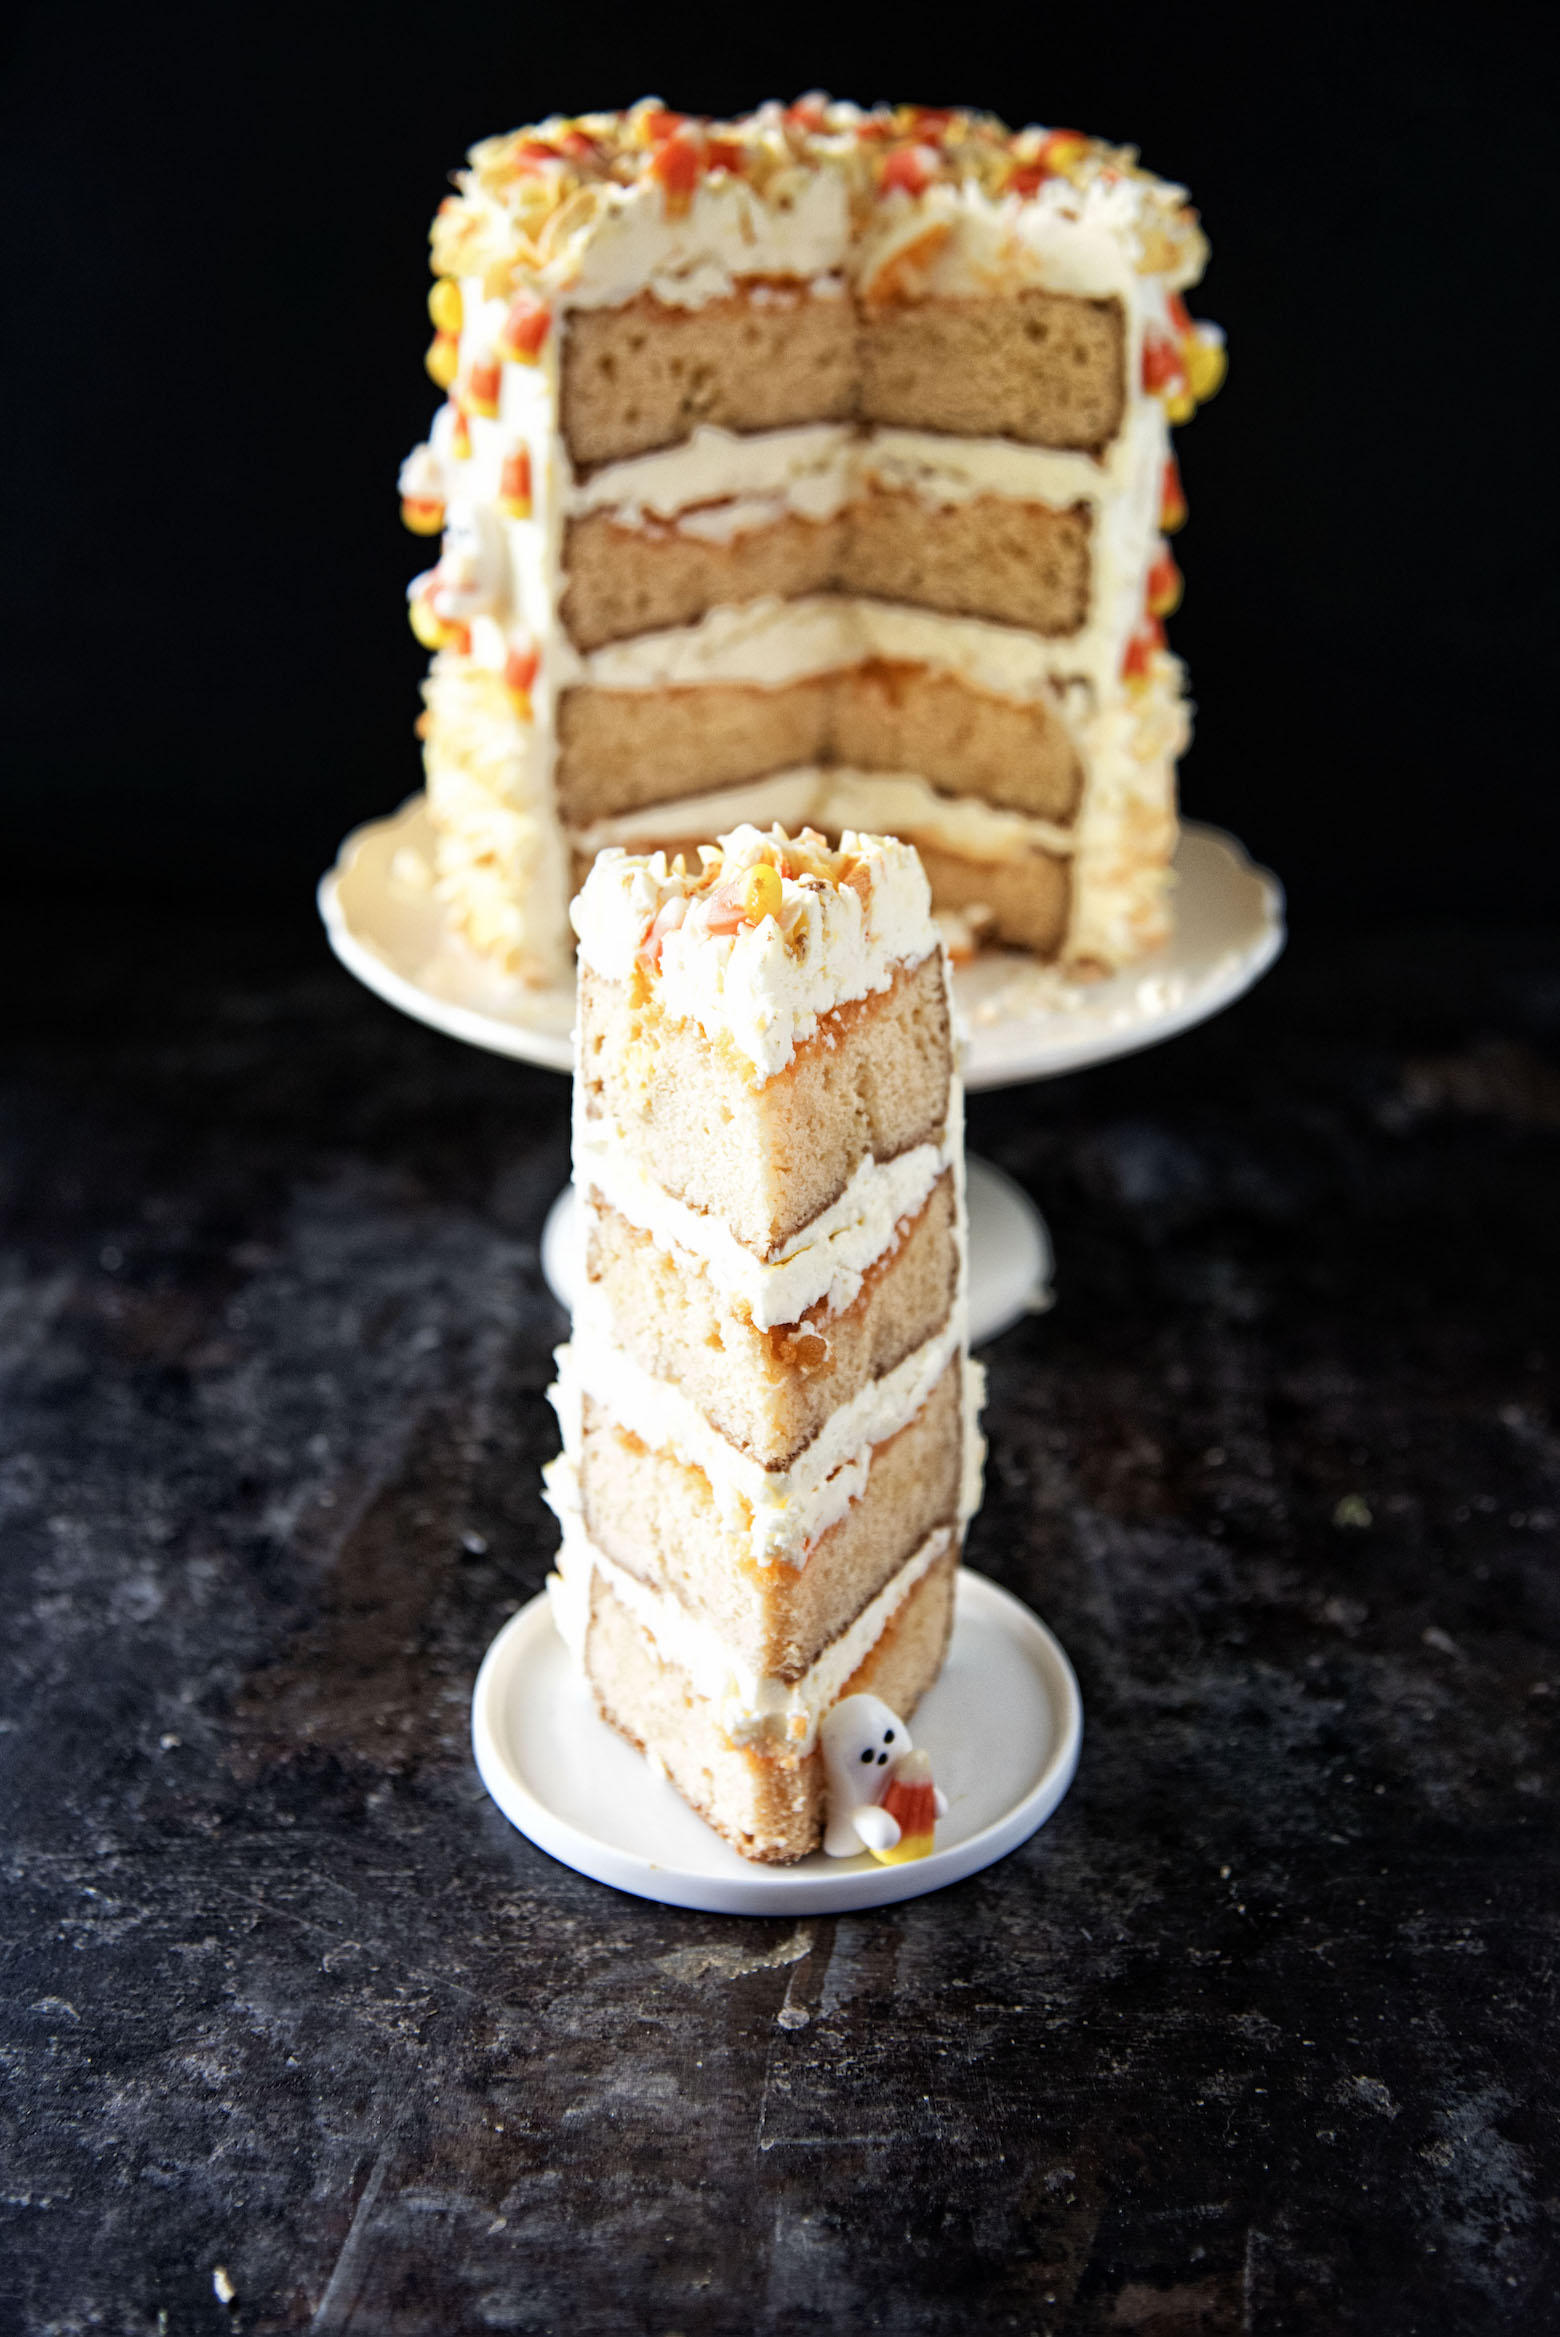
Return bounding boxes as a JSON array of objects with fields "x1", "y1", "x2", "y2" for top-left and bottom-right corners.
[{"x1": 2, "y1": 909, "x2": 1557, "y2": 2335}]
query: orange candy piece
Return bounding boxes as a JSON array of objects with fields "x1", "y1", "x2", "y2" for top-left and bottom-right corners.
[
  {"x1": 1160, "y1": 457, "x2": 1188, "y2": 534},
  {"x1": 868, "y1": 1750, "x2": 939, "y2": 1865},
  {"x1": 649, "y1": 121, "x2": 705, "y2": 215},
  {"x1": 503, "y1": 641, "x2": 540, "y2": 717},
  {"x1": 466, "y1": 358, "x2": 501, "y2": 419},
  {"x1": 500, "y1": 445, "x2": 533, "y2": 520},
  {"x1": 1146, "y1": 548, "x2": 1183, "y2": 619},
  {"x1": 1141, "y1": 332, "x2": 1186, "y2": 397},
  {"x1": 880, "y1": 143, "x2": 936, "y2": 196},
  {"x1": 1122, "y1": 617, "x2": 1165, "y2": 684},
  {"x1": 499, "y1": 291, "x2": 551, "y2": 364}
]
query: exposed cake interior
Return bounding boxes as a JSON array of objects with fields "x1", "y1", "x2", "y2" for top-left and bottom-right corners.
[
  {"x1": 544, "y1": 823, "x2": 984, "y2": 1861},
  {"x1": 400, "y1": 99, "x2": 1223, "y2": 984}
]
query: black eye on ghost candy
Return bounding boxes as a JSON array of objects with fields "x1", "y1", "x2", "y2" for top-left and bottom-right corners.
[
  {"x1": 877, "y1": 1751, "x2": 889, "y2": 1765},
  {"x1": 860, "y1": 1749, "x2": 874, "y2": 1764},
  {"x1": 883, "y1": 1730, "x2": 894, "y2": 1743}
]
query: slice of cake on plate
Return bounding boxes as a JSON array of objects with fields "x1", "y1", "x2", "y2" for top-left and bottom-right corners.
[
  {"x1": 544, "y1": 823, "x2": 984, "y2": 1861},
  {"x1": 399, "y1": 97, "x2": 1223, "y2": 985}
]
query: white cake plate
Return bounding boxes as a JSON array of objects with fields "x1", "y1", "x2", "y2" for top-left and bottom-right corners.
[
  {"x1": 471, "y1": 1567, "x2": 1082, "y2": 1915},
  {"x1": 319, "y1": 798, "x2": 1283, "y2": 1091}
]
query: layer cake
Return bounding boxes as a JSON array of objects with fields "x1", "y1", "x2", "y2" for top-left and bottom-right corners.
[
  {"x1": 545, "y1": 823, "x2": 984, "y2": 1861},
  {"x1": 399, "y1": 98, "x2": 1224, "y2": 984}
]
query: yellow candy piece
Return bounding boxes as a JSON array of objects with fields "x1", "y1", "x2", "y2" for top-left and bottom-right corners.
[
  {"x1": 428, "y1": 278, "x2": 463, "y2": 335},
  {"x1": 741, "y1": 862, "x2": 783, "y2": 924},
  {"x1": 1165, "y1": 389, "x2": 1196, "y2": 426},
  {"x1": 408, "y1": 593, "x2": 445, "y2": 650},
  {"x1": 1187, "y1": 335, "x2": 1227, "y2": 404},
  {"x1": 869, "y1": 1826, "x2": 936, "y2": 1867},
  {"x1": 400, "y1": 497, "x2": 445, "y2": 537},
  {"x1": 1045, "y1": 133, "x2": 1089, "y2": 172},
  {"x1": 425, "y1": 332, "x2": 459, "y2": 390}
]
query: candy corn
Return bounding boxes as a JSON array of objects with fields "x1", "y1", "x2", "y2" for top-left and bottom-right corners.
[
  {"x1": 1122, "y1": 618, "x2": 1165, "y2": 686},
  {"x1": 466, "y1": 356, "x2": 501, "y2": 420},
  {"x1": 866, "y1": 1748, "x2": 939, "y2": 1865},
  {"x1": 425, "y1": 332, "x2": 459, "y2": 391},
  {"x1": 427, "y1": 279, "x2": 463, "y2": 336},
  {"x1": 1146, "y1": 548, "x2": 1183, "y2": 619},
  {"x1": 498, "y1": 290, "x2": 551, "y2": 364},
  {"x1": 1160, "y1": 457, "x2": 1188, "y2": 535},
  {"x1": 499, "y1": 445, "x2": 533, "y2": 520},
  {"x1": 504, "y1": 640, "x2": 540, "y2": 717}
]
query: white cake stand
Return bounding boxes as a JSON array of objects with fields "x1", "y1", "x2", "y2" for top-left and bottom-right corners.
[{"x1": 319, "y1": 798, "x2": 1284, "y2": 1341}]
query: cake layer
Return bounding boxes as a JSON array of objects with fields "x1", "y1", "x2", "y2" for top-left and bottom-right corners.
[
  {"x1": 834, "y1": 660, "x2": 1083, "y2": 820},
  {"x1": 914, "y1": 840, "x2": 1072, "y2": 957},
  {"x1": 559, "y1": 285, "x2": 1127, "y2": 468},
  {"x1": 578, "y1": 949, "x2": 951, "y2": 1252},
  {"x1": 560, "y1": 493, "x2": 1091, "y2": 651},
  {"x1": 575, "y1": 1084, "x2": 957, "y2": 1330},
  {"x1": 563, "y1": 286, "x2": 858, "y2": 466},
  {"x1": 840, "y1": 489, "x2": 1091, "y2": 637},
  {"x1": 581, "y1": 1168, "x2": 957, "y2": 1468},
  {"x1": 582, "y1": 1539, "x2": 957, "y2": 1862},
  {"x1": 858, "y1": 290, "x2": 1126, "y2": 453},
  {"x1": 561, "y1": 509, "x2": 839, "y2": 652},
  {"x1": 556, "y1": 662, "x2": 1080, "y2": 826},
  {"x1": 578, "y1": 1352, "x2": 964, "y2": 1678},
  {"x1": 555, "y1": 1311, "x2": 976, "y2": 1568},
  {"x1": 557, "y1": 674, "x2": 834, "y2": 822}
]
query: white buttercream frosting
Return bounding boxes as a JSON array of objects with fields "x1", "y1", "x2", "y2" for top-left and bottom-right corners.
[
  {"x1": 571, "y1": 823, "x2": 938, "y2": 1083},
  {"x1": 551, "y1": 1303, "x2": 973, "y2": 1568},
  {"x1": 546, "y1": 1473, "x2": 951, "y2": 1754},
  {"x1": 571, "y1": 769, "x2": 1077, "y2": 868},
  {"x1": 577, "y1": 1124, "x2": 952, "y2": 1328}
]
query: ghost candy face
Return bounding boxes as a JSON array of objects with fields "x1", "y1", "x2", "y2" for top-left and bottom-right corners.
[{"x1": 820, "y1": 1694, "x2": 911, "y2": 1858}]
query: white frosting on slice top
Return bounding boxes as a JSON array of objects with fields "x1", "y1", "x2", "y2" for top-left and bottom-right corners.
[{"x1": 570, "y1": 822, "x2": 938, "y2": 1083}]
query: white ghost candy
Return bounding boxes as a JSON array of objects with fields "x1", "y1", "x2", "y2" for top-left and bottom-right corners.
[{"x1": 820, "y1": 1694, "x2": 912, "y2": 1858}]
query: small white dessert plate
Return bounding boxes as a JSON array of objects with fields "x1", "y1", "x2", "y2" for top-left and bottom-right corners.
[
  {"x1": 470, "y1": 1568, "x2": 1082, "y2": 1915},
  {"x1": 320, "y1": 799, "x2": 1283, "y2": 1093}
]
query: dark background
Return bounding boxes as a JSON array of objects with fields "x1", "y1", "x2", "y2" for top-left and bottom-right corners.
[{"x1": 3, "y1": 0, "x2": 1557, "y2": 925}]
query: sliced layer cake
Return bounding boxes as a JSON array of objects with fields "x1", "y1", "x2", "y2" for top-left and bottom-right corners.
[
  {"x1": 545, "y1": 823, "x2": 984, "y2": 1862},
  {"x1": 400, "y1": 98, "x2": 1224, "y2": 984}
]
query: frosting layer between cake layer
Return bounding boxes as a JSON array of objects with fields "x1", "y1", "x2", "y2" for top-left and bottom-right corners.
[{"x1": 547, "y1": 1474, "x2": 952, "y2": 1755}]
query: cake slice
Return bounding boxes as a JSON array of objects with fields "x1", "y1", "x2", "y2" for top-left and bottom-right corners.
[{"x1": 545, "y1": 823, "x2": 983, "y2": 1861}]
